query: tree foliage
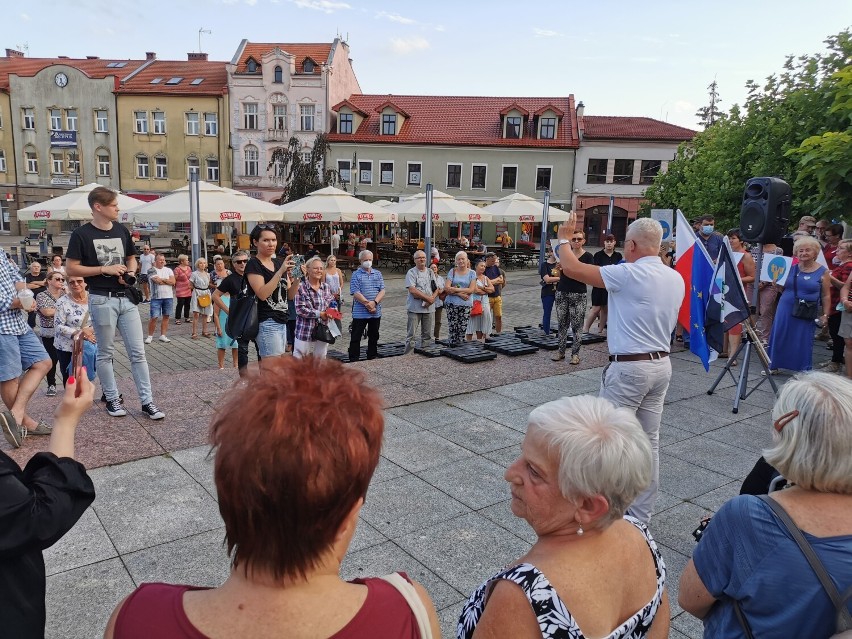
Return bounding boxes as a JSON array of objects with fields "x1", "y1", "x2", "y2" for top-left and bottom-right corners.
[
  {"x1": 643, "y1": 30, "x2": 852, "y2": 229},
  {"x1": 268, "y1": 133, "x2": 340, "y2": 204},
  {"x1": 695, "y1": 80, "x2": 723, "y2": 128}
]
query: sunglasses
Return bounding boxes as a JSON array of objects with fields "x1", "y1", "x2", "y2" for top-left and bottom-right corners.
[
  {"x1": 570, "y1": 238, "x2": 584, "y2": 242},
  {"x1": 232, "y1": 259, "x2": 248, "y2": 265},
  {"x1": 68, "y1": 280, "x2": 85, "y2": 285}
]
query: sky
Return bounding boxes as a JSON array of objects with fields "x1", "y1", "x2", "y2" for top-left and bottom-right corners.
[{"x1": 3, "y1": 0, "x2": 850, "y2": 130}]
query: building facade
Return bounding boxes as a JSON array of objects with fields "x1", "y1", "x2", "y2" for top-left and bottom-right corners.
[
  {"x1": 573, "y1": 106, "x2": 695, "y2": 243},
  {"x1": 227, "y1": 39, "x2": 361, "y2": 202}
]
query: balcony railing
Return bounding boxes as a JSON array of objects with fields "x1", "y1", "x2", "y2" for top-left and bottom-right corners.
[{"x1": 266, "y1": 128, "x2": 289, "y2": 142}]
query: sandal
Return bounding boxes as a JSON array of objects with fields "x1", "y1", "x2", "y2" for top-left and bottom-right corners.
[
  {"x1": 175, "y1": 320, "x2": 182, "y2": 325},
  {"x1": 730, "y1": 359, "x2": 738, "y2": 367},
  {"x1": 191, "y1": 334, "x2": 199, "y2": 339},
  {"x1": 202, "y1": 333, "x2": 212, "y2": 338}
]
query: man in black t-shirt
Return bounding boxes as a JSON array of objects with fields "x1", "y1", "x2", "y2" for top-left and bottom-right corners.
[
  {"x1": 66, "y1": 187, "x2": 164, "y2": 420},
  {"x1": 212, "y1": 250, "x2": 260, "y2": 377},
  {"x1": 552, "y1": 230, "x2": 594, "y2": 365}
]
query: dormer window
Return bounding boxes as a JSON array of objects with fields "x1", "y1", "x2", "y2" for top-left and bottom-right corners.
[
  {"x1": 540, "y1": 117, "x2": 557, "y2": 139},
  {"x1": 274, "y1": 66, "x2": 283, "y2": 83},
  {"x1": 506, "y1": 116, "x2": 522, "y2": 139},
  {"x1": 382, "y1": 113, "x2": 396, "y2": 135},
  {"x1": 303, "y1": 59, "x2": 315, "y2": 73},
  {"x1": 246, "y1": 58, "x2": 258, "y2": 73},
  {"x1": 339, "y1": 113, "x2": 353, "y2": 134}
]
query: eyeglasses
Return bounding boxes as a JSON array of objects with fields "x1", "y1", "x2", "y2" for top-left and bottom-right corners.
[
  {"x1": 774, "y1": 409, "x2": 799, "y2": 433},
  {"x1": 232, "y1": 259, "x2": 248, "y2": 265},
  {"x1": 68, "y1": 280, "x2": 85, "y2": 285},
  {"x1": 570, "y1": 238, "x2": 584, "y2": 242},
  {"x1": 52, "y1": 278, "x2": 66, "y2": 282}
]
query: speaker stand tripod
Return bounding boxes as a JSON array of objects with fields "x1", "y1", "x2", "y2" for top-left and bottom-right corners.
[{"x1": 706, "y1": 246, "x2": 779, "y2": 413}]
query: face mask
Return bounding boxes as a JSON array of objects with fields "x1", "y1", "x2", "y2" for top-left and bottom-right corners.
[
  {"x1": 702, "y1": 225, "x2": 714, "y2": 235},
  {"x1": 361, "y1": 260, "x2": 372, "y2": 269}
]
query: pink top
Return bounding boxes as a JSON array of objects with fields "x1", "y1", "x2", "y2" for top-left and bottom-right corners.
[
  {"x1": 174, "y1": 265, "x2": 193, "y2": 297},
  {"x1": 114, "y1": 577, "x2": 420, "y2": 638}
]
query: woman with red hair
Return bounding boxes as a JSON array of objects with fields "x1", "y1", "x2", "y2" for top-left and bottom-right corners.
[{"x1": 105, "y1": 357, "x2": 440, "y2": 638}]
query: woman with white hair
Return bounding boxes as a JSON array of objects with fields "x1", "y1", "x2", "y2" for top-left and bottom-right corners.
[
  {"x1": 293, "y1": 256, "x2": 334, "y2": 359},
  {"x1": 679, "y1": 371, "x2": 852, "y2": 638},
  {"x1": 189, "y1": 257, "x2": 213, "y2": 339},
  {"x1": 766, "y1": 236, "x2": 830, "y2": 373},
  {"x1": 443, "y1": 251, "x2": 477, "y2": 345},
  {"x1": 458, "y1": 395, "x2": 670, "y2": 639}
]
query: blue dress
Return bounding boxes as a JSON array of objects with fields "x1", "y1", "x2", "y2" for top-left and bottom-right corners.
[{"x1": 768, "y1": 264, "x2": 825, "y2": 371}]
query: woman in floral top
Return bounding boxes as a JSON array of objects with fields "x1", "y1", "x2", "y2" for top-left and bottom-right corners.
[
  {"x1": 54, "y1": 276, "x2": 94, "y2": 388},
  {"x1": 173, "y1": 254, "x2": 193, "y2": 324},
  {"x1": 294, "y1": 256, "x2": 334, "y2": 359},
  {"x1": 35, "y1": 271, "x2": 66, "y2": 396}
]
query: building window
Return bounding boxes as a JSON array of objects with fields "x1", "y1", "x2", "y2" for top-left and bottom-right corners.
[
  {"x1": 471, "y1": 164, "x2": 487, "y2": 189},
  {"x1": 587, "y1": 158, "x2": 607, "y2": 184},
  {"x1": 155, "y1": 156, "x2": 168, "y2": 179},
  {"x1": 358, "y1": 160, "x2": 372, "y2": 185},
  {"x1": 502, "y1": 166, "x2": 518, "y2": 190},
  {"x1": 613, "y1": 159, "x2": 634, "y2": 184},
  {"x1": 304, "y1": 59, "x2": 315, "y2": 73},
  {"x1": 380, "y1": 162, "x2": 393, "y2": 185},
  {"x1": 24, "y1": 148, "x2": 38, "y2": 173},
  {"x1": 300, "y1": 104, "x2": 315, "y2": 131},
  {"x1": 337, "y1": 160, "x2": 351, "y2": 184},
  {"x1": 186, "y1": 112, "x2": 199, "y2": 135},
  {"x1": 273, "y1": 105, "x2": 287, "y2": 130},
  {"x1": 206, "y1": 158, "x2": 219, "y2": 182},
  {"x1": 506, "y1": 116, "x2": 521, "y2": 139},
  {"x1": 134, "y1": 111, "x2": 148, "y2": 134},
  {"x1": 246, "y1": 58, "x2": 258, "y2": 73},
  {"x1": 66, "y1": 109, "x2": 77, "y2": 132},
  {"x1": 381, "y1": 113, "x2": 396, "y2": 135},
  {"x1": 407, "y1": 163, "x2": 421, "y2": 186},
  {"x1": 51, "y1": 152, "x2": 64, "y2": 174},
  {"x1": 301, "y1": 151, "x2": 312, "y2": 164},
  {"x1": 97, "y1": 151, "x2": 110, "y2": 177},
  {"x1": 67, "y1": 151, "x2": 79, "y2": 175},
  {"x1": 50, "y1": 109, "x2": 62, "y2": 131},
  {"x1": 136, "y1": 155, "x2": 149, "y2": 178},
  {"x1": 243, "y1": 103, "x2": 258, "y2": 130},
  {"x1": 22, "y1": 108, "x2": 35, "y2": 130},
  {"x1": 536, "y1": 167, "x2": 552, "y2": 191},
  {"x1": 187, "y1": 156, "x2": 199, "y2": 178},
  {"x1": 539, "y1": 117, "x2": 556, "y2": 139},
  {"x1": 339, "y1": 113, "x2": 352, "y2": 134},
  {"x1": 640, "y1": 160, "x2": 662, "y2": 185},
  {"x1": 95, "y1": 110, "x2": 108, "y2": 133},
  {"x1": 244, "y1": 146, "x2": 259, "y2": 176},
  {"x1": 204, "y1": 113, "x2": 218, "y2": 135},
  {"x1": 447, "y1": 163, "x2": 461, "y2": 189},
  {"x1": 0, "y1": 150, "x2": 5, "y2": 172},
  {"x1": 274, "y1": 65, "x2": 283, "y2": 83},
  {"x1": 153, "y1": 111, "x2": 166, "y2": 135}
]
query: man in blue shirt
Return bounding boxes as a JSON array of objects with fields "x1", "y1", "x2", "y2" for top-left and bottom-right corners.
[
  {"x1": 348, "y1": 250, "x2": 385, "y2": 362},
  {"x1": 697, "y1": 214, "x2": 723, "y2": 262}
]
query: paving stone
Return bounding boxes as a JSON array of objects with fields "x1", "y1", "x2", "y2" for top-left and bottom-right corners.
[
  {"x1": 688, "y1": 480, "x2": 742, "y2": 514},
  {"x1": 123, "y1": 527, "x2": 230, "y2": 587},
  {"x1": 429, "y1": 416, "x2": 524, "y2": 454},
  {"x1": 482, "y1": 445, "x2": 521, "y2": 469},
  {"x1": 702, "y1": 419, "x2": 773, "y2": 454},
  {"x1": 371, "y1": 456, "x2": 410, "y2": 484},
  {"x1": 477, "y1": 499, "x2": 537, "y2": 544},
  {"x1": 647, "y1": 502, "x2": 708, "y2": 558},
  {"x1": 171, "y1": 445, "x2": 217, "y2": 500},
  {"x1": 350, "y1": 519, "x2": 389, "y2": 553},
  {"x1": 44, "y1": 507, "x2": 117, "y2": 577},
  {"x1": 659, "y1": 454, "x2": 733, "y2": 501},
  {"x1": 380, "y1": 429, "x2": 475, "y2": 473},
  {"x1": 671, "y1": 610, "x2": 705, "y2": 638},
  {"x1": 444, "y1": 389, "x2": 527, "y2": 415},
  {"x1": 487, "y1": 406, "x2": 532, "y2": 432},
  {"x1": 663, "y1": 435, "x2": 759, "y2": 480},
  {"x1": 382, "y1": 411, "x2": 423, "y2": 439},
  {"x1": 438, "y1": 600, "x2": 467, "y2": 639},
  {"x1": 388, "y1": 400, "x2": 474, "y2": 428},
  {"x1": 418, "y1": 456, "x2": 511, "y2": 509}
]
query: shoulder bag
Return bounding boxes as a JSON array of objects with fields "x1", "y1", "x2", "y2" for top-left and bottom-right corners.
[
  {"x1": 791, "y1": 266, "x2": 821, "y2": 320},
  {"x1": 312, "y1": 321, "x2": 335, "y2": 344},
  {"x1": 733, "y1": 496, "x2": 852, "y2": 638},
  {"x1": 380, "y1": 572, "x2": 433, "y2": 639},
  {"x1": 225, "y1": 273, "x2": 258, "y2": 340}
]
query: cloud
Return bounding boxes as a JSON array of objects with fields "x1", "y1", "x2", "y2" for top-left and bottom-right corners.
[
  {"x1": 533, "y1": 28, "x2": 563, "y2": 38},
  {"x1": 674, "y1": 100, "x2": 695, "y2": 113},
  {"x1": 20, "y1": 12, "x2": 30, "y2": 20},
  {"x1": 390, "y1": 36, "x2": 430, "y2": 55},
  {"x1": 376, "y1": 10, "x2": 415, "y2": 24},
  {"x1": 290, "y1": 0, "x2": 351, "y2": 12}
]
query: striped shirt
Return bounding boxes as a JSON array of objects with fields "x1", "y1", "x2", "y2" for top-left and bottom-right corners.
[
  {"x1": 0, "y1": 248, "x2": 28, "y2": 335},
  {"x1": 349, "y1": 267, "x2": 385, "y2": 319}
]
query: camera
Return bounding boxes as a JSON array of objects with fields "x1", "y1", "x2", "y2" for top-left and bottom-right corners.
[{"x1": 123, "y1": 273, "x2": 137, "y2": 287}]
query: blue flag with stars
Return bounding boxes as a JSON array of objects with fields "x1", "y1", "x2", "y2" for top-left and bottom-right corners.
[{"x1": 689, "y1": 243, "x2": 715, "y2": 370}]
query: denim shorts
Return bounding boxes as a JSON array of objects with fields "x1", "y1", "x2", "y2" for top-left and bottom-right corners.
[
  {"x1": 0, "y1": 330, "x2": 50, "y2": 382},
  {"x1": 150, "y1": 297, "x2": 174, "y2": 318},
  {"x1": 256, "y1": 319, "x2": 287, "y2": 357}
]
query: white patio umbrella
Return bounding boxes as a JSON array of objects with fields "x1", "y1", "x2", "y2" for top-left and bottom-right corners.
[
  {"x1": 387, "y1": 189, "x2": 491, "y2": 223},
  {"x1": 278, "y1": 186, "x2": 398, "y2": 223},
  {"x1": 16, "y1": 182, "x2": 145, "y2": 221},
  {"x1": 128, "y1": 181, "x2": 283, "y2": 223},
  {"x1": 481, "y1": 192, "x2": 571, "y2": 222}
]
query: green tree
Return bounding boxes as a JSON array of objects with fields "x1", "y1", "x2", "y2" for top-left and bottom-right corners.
[
  {"x1": 695, "y1": 79, "x2": 723, "y2": 128},
  {"x1": 268, "y1": 133, "x2": 340, "y2": 204},
  {"x1": 643, "y1": 30, "x2": 852, "y2": 228}
]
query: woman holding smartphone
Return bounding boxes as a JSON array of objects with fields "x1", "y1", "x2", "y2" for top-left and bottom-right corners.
[{"x1": 54, "y1": 277, "x2": 94, "y2": 388}]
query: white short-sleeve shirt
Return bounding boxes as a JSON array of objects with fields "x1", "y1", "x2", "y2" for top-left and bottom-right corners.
[{"x1": 600, "y1": 256, "x2": 684, "y2": 355}]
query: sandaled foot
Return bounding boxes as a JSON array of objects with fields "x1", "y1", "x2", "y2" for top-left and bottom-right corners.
[{"x1": 191, "y1": 334, "x2": 199, "y2": 339}]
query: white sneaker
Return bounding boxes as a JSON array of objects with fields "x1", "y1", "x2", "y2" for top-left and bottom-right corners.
[
  {"x1": 158, "y1": 335, "x2": 171, "y2": 343},
  {"x1": 144, "y1": 335, "x2": 153, "y2": 344}
]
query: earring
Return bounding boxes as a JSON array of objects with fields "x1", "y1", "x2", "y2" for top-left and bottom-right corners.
[{"x1": 576, "y1": 524, "x2": 584, "y2": 536}]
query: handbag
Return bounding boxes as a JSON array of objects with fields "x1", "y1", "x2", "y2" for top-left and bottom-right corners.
[
  {"x1": 733, "y1": 496, "x2": 852, "y2": 638},
  {"x1": 196, "y1": 292, "x2": 212, "y2": 308},
  {"x1": 791, "y1": 266, "x2": 821, "y2": 320},
  {"x1": 125, "y1": 285, "x2": 143, "y2": 305},
  {"x1": 470, "y1": 299, "x2": 484, "y2": 316},
  {"x1": 380, "y1": 573, "x2": 433, "y2": 639},
  {"x1": 312, "y1": 321, "x2": 336, "y2": 344},
  {"x1": 226, "y1": 274, "x2": 259, "y2": 340}
]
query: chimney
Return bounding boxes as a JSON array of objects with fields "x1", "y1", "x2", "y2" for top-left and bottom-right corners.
[
  {"x1": 146, "y1": 52, "x2": 156, "y2": 61},
  {"x1": 576, "y1": 101, "x2": 585, "y2": 119},
  {"x1": 86, "y1": 55, "x2": 99, "y2": 59},
  {"x1": 576, "y1": 101, "x2": 585, "y2": 141},
  {"x1": 188, "y1": 52, "x2": 208, "y2": 61},
  {"x1": 5, "y1": 48, "x2": 24, "y2": 58}
]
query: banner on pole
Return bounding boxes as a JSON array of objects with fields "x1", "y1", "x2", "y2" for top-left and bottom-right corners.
[{"x1": 651, "y1": 209, "x2": 674, "y2": 240}]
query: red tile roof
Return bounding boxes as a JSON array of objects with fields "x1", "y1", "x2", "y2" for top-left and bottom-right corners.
[
  {"x1": 235, "y1": 43, "x2": 332, "y2": 74},
  {"x1": 583, "y1": 116, "x2": 696, "y2": 141},
  {"x1": 329, "y1": 95, "x2": 579, "y2": 149},
  {"x1": 118, "y1": 60, "x2": 228, "y2": 95},
  {"x1": 0, "y1": 57, "x2": 147, "y2": 91}
]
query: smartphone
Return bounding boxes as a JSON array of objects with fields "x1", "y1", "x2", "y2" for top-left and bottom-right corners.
[
  {"x1": 69, "y1": 311, "x2": 90, "y2": 396},
  {"x1": 290, "y1": 254, "x2": 305, "y2": 279}
]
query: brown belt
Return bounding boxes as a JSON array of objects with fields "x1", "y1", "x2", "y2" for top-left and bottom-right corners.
[{"x1": 609, "y1": 351, "x2": 669, "y2": 362}]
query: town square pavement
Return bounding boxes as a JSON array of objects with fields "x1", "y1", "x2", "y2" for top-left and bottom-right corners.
[{"x1": 3, "y1": 262, "x2": 830, "y2": 639}]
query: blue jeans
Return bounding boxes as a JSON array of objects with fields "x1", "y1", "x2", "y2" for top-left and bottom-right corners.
[
  {"x1": 256, "y1": 319, "x2": 287, "y2": 357},
  {"x1": 0, "y1": 330, "x2": 49, "y2": 382},
  {"x1": 541, "y1": 294, "x2": 555, "y2": 334},
  {"x1": 89, "y1": 294, "x2": 153, "y2": 405}
]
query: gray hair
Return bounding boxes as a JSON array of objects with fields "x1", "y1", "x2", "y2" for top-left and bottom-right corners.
[
  {"x1": 764, "y1": 372, "x2": 852, "y2": 494},
  {"x1": 792, "y1": 235, "x2": 821, "y2": 254},
  {"x1": 195, "y1": 257, "x2": 207, "y2": 269},
  {"x1": 232, "y1": 250, "x2": 249, "y2": 260},
  {"x1": 358, "y1": 249, "x2": 373, "y2": 261},
  {"x1": 528, "y1": 395, "x2": 652, "y2": 527},
  {"x1": 305, "y1": 256, "x2": 324, "y2": 270},
  {"x1": 413, "y1": 250, "x2": 426, "y2": 259},
  {"x1": 626, "y1": 218, "x2": 664, "y2": 252},
  {"x1": 454, "y1": 251, "x2": 468, "y2": 261},
  {"x1": 178, "y1": 254, "x2": 189, "y2": 263}
]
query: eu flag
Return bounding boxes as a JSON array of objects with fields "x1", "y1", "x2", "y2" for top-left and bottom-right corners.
[{"x1": 689, "y1": 247, "x2": 715, "y2": 371}]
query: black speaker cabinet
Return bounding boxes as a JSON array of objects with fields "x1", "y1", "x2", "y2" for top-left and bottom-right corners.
[{"x1": 740, "y1": 177, "x2": 791, "y2": 244}]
